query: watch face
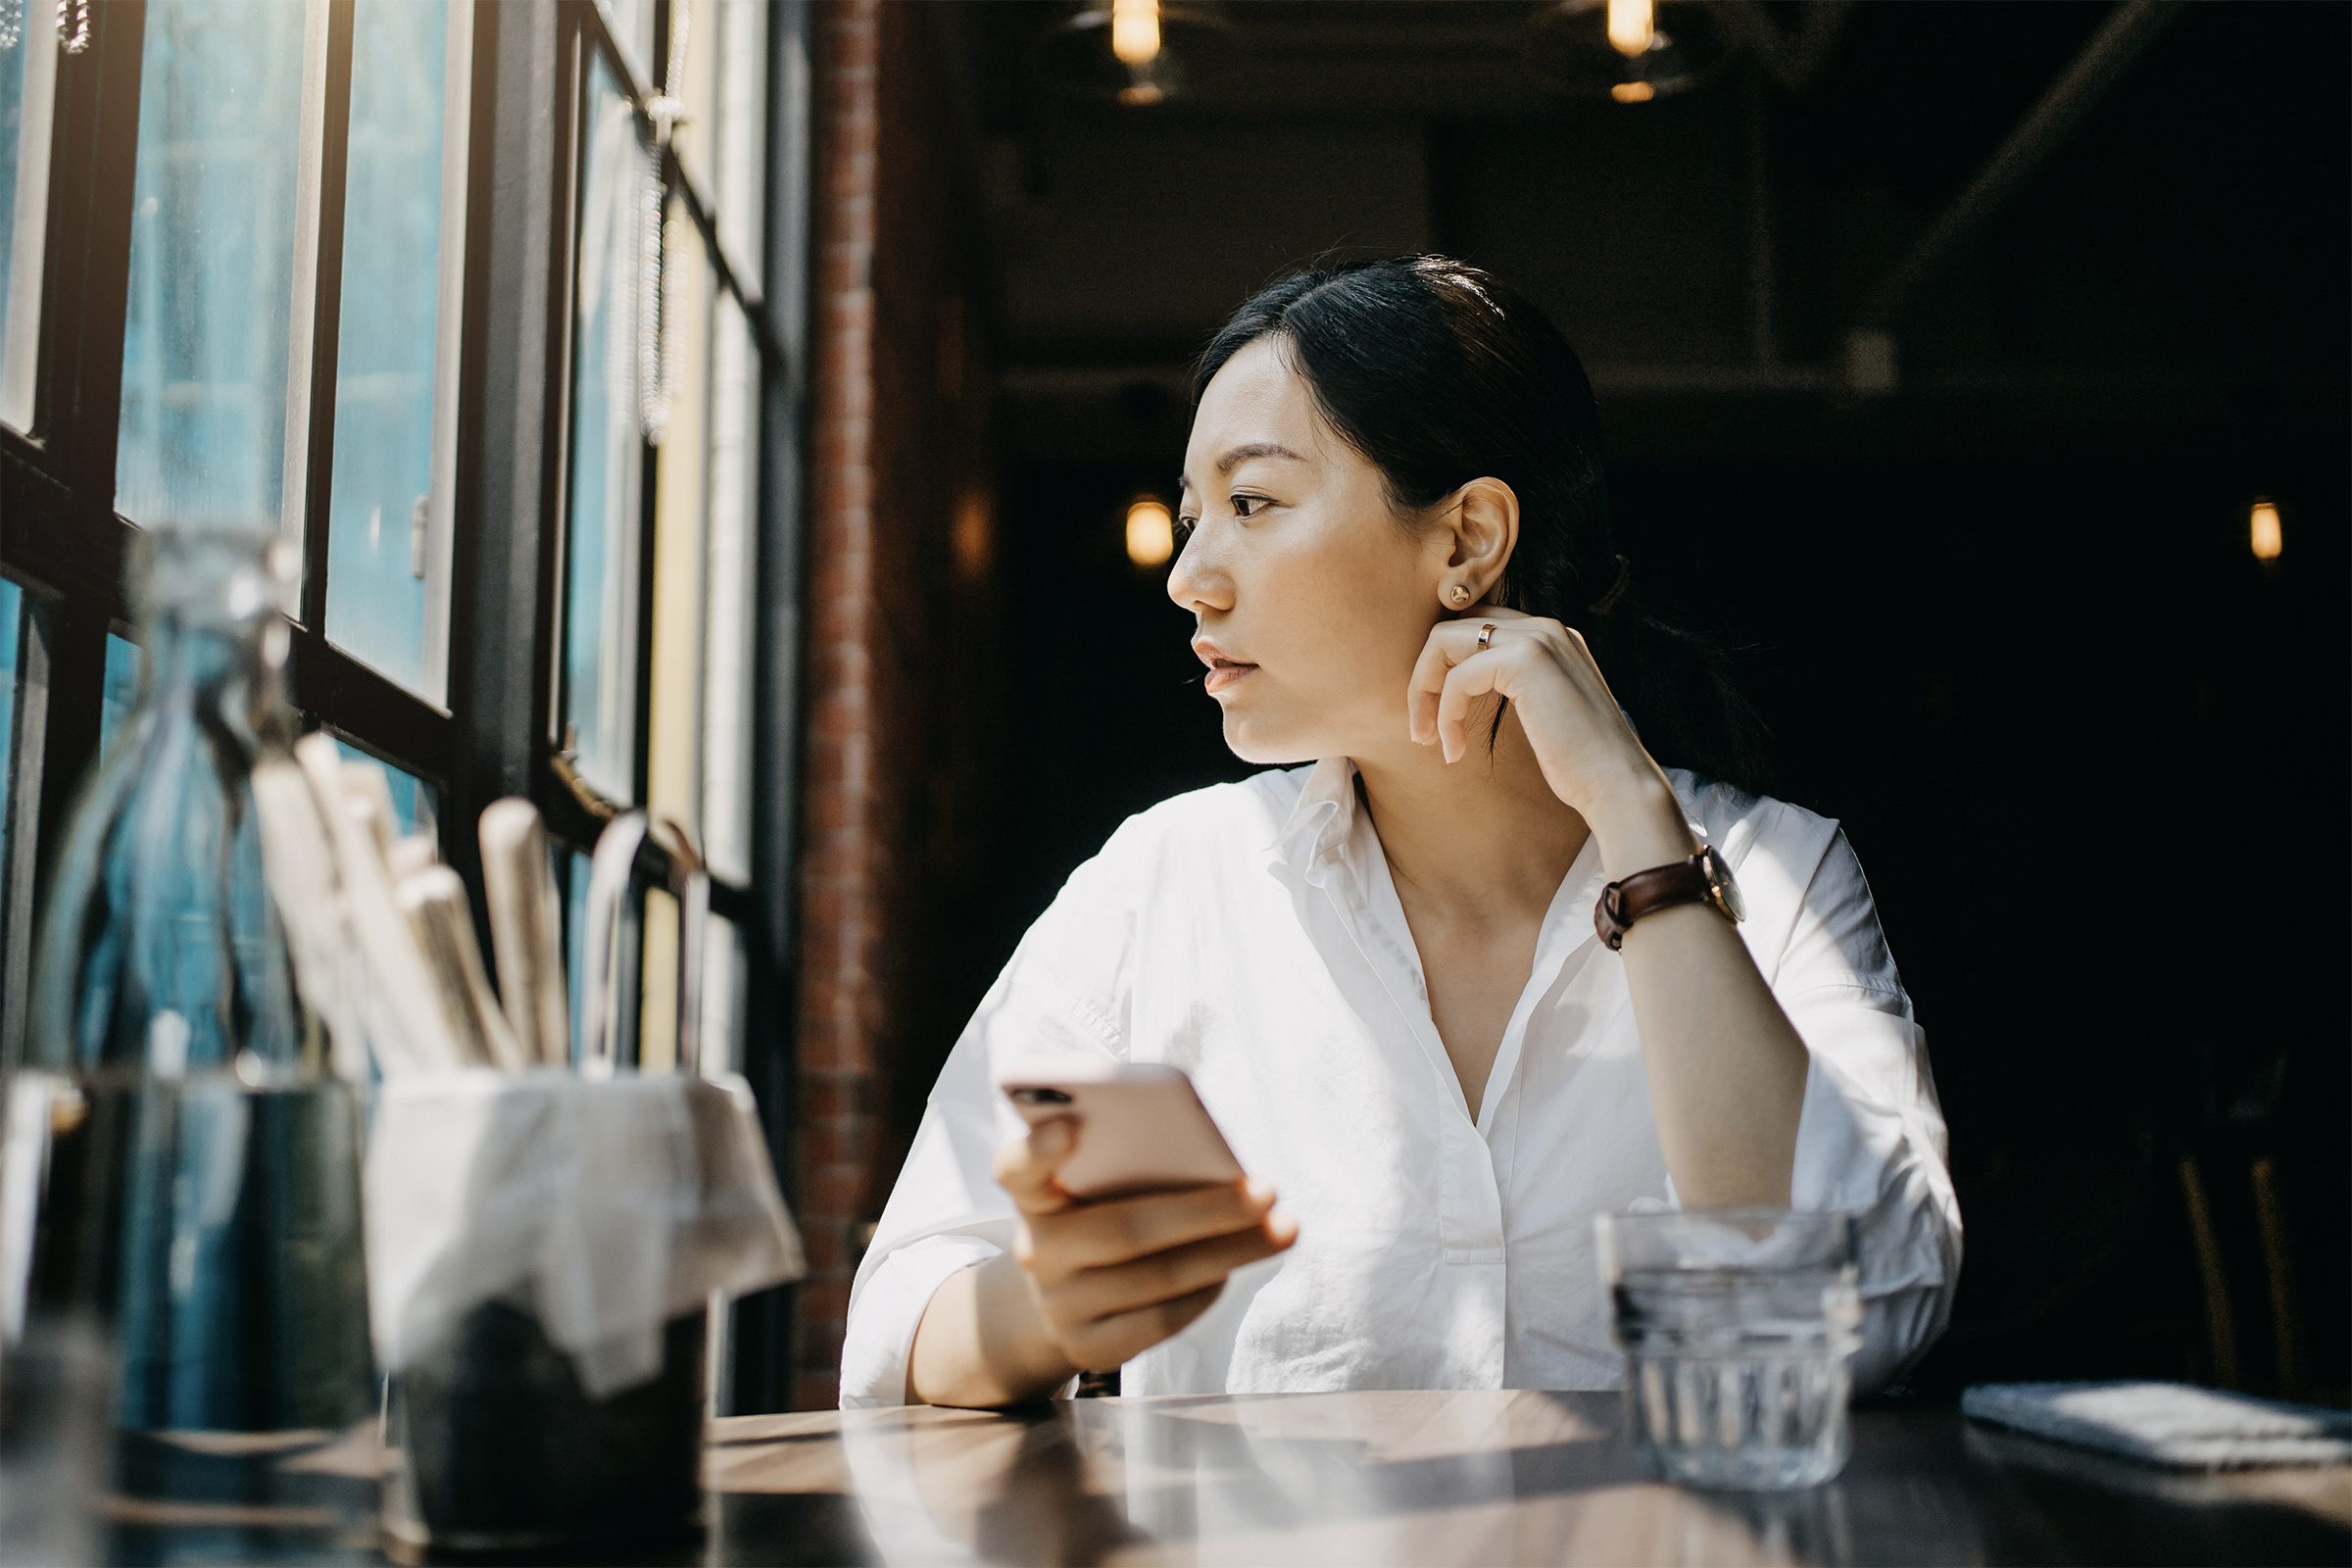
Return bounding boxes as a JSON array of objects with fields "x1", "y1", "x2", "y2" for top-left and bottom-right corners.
[{"x1": 1702, "y1": 845, "x2": 1746, "y2": 922}]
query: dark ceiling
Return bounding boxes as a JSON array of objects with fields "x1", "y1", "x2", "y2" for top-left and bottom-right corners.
[{"x1": 937, "y1": 0, "x2": 2350, "y2": 466}]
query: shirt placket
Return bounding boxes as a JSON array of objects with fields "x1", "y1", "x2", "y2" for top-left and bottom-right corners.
[{"x1": 1294, "y1": 826, "x2": 1500, "y2": 1388}]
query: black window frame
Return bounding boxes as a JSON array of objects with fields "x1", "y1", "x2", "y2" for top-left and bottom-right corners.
[{"x1": 0, "y1": 0, "x2": 809, "y2": 1413}]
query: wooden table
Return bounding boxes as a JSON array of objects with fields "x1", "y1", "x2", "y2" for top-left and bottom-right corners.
[
  {"x1": 698, "y1": 1391, "x2": 2347, "y2": 1567},
  {"x1": 77, "y1": 1391, "x2": 2352, "y2": 1565}
]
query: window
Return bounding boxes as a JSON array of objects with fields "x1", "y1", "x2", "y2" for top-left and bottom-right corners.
[
  {"x1": 324, "y1": 0, "x2": 466, "y2": 701},
  {"x1": 114, "y1": 0, "x2": 311, "y2": 532},
  {"x1": 0, "y1": 576, "x2": 19, "y2": 882},
  {"x1": 0, "y1": 0, "x2": 807, "y2": 1409},
  {"x1": 0, "y1": 0, "x2": 59, "y2": 429}
]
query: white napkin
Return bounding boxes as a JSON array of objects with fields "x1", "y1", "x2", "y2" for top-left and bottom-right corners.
[{"x1": 364, "y1": 1068, "x2": 805, "y2": 1398}]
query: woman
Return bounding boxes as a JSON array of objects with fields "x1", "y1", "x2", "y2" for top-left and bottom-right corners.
[{"x1": 841, "y1": 256, "x2": 1960, "y2": 1409}]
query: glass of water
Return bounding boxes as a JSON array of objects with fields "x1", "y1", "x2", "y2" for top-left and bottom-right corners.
[{"x1": 1594, "y1": 1206, "x2": 1863, "y2": 1491}]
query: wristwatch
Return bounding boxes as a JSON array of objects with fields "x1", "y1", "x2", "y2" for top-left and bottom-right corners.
[{"x1": 1593, "y1": 842, "x2": 1745, "y2": 952}]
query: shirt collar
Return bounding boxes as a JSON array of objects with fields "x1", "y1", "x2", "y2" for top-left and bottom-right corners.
[
  {"x1": 1268, "y1": 705, "x2": 1648, "y2": 875},
  {"x1": 1268, "y1": 755, "x2": 1363, "y2": 873}
]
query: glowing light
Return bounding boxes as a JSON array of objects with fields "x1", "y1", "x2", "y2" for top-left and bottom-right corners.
[
  {"x1": 1606, "y1": 0, "x2": 1654, "y2": 58},
  {"x1": 2250, "y1": 498, "x2": 2282, "y2": 561},
  {"x1": 953, "y1": 493, "x2": 993, "y2": 581},
  {"x1": 1610, "y1": 80, "x2": 1656, "y2": 103},
  {"x1": 1126, "y1": 498, "x2": 1174, "y2": 567},
  {"x1": 1111, "y1": 0, "x2": 1161, "y2": 67}
]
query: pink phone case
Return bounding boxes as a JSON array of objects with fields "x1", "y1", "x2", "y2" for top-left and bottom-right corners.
[{"x1": 999, "y1": 1062, "x2": 1247, "y2": 1200}]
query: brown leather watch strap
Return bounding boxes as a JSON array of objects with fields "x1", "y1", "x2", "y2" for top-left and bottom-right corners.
[{"x1": 1593, "y1": 848, "x2": 1731, "y2": 952}]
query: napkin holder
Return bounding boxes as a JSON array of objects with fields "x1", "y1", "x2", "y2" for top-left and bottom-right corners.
[{"x1": 364, "y1": 1067, "x2": 804, "y2": 1551}]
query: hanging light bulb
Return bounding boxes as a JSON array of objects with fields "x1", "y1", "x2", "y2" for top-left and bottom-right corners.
[
  {"x1": 1605, "y1": 0, "x2": 1654, "y2": 57},
  {"x1": 2249, "y1": 498, "x2": 2282, "y2": 562},
  {"x1": 1529, "y1": 0, "x2": 1731, "y2": 104},
  {"x1": 1034, "y1": 2, "x2": 1238, "y2": 105},
  {"x1": 1126, "y1": 498, "x2": 1175, "y2": 568},
  {"x1": 1111, "y1": 0, "x2": 1161, "y2": 67}
]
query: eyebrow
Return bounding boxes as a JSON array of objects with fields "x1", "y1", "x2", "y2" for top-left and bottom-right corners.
[{"x1": 1176, "y1": 442, "x2": 1307, "y2": 496}]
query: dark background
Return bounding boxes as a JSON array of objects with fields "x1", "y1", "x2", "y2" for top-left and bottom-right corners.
[{"x1": 904, "y1": 0, "x2": 2348, "y2": 1402}]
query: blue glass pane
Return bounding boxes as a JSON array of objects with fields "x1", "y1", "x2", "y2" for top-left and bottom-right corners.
[
  {"x1": 562, "y1": 54, "x2": 646, "y2": 800},
  {"x1": 328, "y1": 736, "x2": 436, "y2": 839},
  {"x1": 564, "y1": 849, "x2": 589, "y2": 1066},
  {"x1": 99, "y1": 633, "x2": 140, "y2": 757},
  {"x1": 0, "y1": 28, "x2": 21, "y2": 336},
  {"x1": 324, "y1": 0, "x2": 451, "y2": 700},
  {"x1": 116, "y1": 0, "x2": 310, "y2": 530},
  {"x1": 0, "y1": 578, "x2": 20, "y2": 882}
]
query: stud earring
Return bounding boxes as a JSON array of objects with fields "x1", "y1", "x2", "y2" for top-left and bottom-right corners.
[{"x1": 1446, "y1": 583, "x2": 1473, "y2": 608}]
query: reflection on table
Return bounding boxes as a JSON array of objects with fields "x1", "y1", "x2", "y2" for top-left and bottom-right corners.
[{"x1": 705, "y1": 1389, "x2": 2352, "y2": 1567}]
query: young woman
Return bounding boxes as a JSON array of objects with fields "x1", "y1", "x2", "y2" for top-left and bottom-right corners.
[{"x1": 841, "y1": 256, "x2": 1960, "y2": 1409}]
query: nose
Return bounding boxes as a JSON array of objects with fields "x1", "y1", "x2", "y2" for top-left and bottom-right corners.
[{"x1": 1165, "y1": 518, "x2": 1233, "y2": 616}]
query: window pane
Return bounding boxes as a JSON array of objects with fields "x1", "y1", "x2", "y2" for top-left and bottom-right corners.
[
  {"x1": 647, "y1": 190, "x2": 712, "y2": 844},
  {"x1": 116, "y1": 0, "x2": 313, "y2": 531},
  {"x1": 671, "y1": 0, "x2": 767, "y2": 289},
  {"x1": 328, "y1": 735, "x2": 438, "y2": 840},
  {"x1": 702, "y1": 291, "x2": 759, "y2": 884},
  {"x1": 639, "y1": 883, "x2": 677, "y2": 1072},
  {"x1": 325, "y1": 0, "x2": 462, "y2": 702},
  {"x1": 0, "y1": 578, "x2": 21, "y2": 882},
  {"x1": 99, "y1": 633, "x2": 140, "y2": 756},
  {"x1": 561, "y1": 54, "x2": 646, "y2": 798},
  {"x1": 699, "y1": 909, "x2": 744, "y2": 1078},
  {"x1": 1, "y1": 11, "x2": 60, "y2": 430},
  {"x1": 596, "y1": 0, "x2": 653, "y2": 80}
]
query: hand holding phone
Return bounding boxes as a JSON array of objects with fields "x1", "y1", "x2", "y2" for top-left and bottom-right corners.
[{"x1": 991, "y1": 1063, "x2": 1298, "y2": 1374}]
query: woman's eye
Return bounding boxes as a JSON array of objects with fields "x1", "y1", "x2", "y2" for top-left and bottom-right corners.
[
  {"x1": 1230, "y1": 495, "x2": 1268, "y2": 519},
  {"x1": 1174, "y1": 515, "x2": 1198, "y2": 545}
]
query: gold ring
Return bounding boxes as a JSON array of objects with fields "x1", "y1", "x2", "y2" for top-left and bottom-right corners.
[{"x1": 1476, "y1": 622, "x2": 1496, "y2": 654}]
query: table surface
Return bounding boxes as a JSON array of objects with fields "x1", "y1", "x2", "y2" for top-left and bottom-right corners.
[{"x1": 77, "y1": 1390, "x2": 2352, "y2": 1566}]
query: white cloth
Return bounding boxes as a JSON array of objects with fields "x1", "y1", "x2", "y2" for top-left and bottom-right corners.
[
  {"x1": 841, "y1": 757, "x2": 1961, "y2": 1407},
  {"x1": 366, "y1": 1068, "x2": 805, "y2": 1398}
]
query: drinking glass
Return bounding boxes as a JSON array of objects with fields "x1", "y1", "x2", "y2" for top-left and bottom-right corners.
[{"x1": 1595, "y1": 1206, "x2": 1862, "y2": 1491}]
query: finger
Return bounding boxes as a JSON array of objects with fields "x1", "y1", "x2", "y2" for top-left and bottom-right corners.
[
  {"x1": 1062, "y1": 1281, "x2": 1225, "y2": 1374},
  {"x1": 1038, "y1": 1177, "x2": 1280, "y2": 1279},
  {"x1": 1407, "y1": 619, "x2": 1489, "y2": 746},
  {"x1": 1408, "y1": 606, "x2": 1542, "y2": 743},
  {"x1": 993, "y1": 1117, "x2": 1081, "y2": 1215},
  {"x1": 1435, "y1": 647, "x2": 1509, "y2": 764},
  {"x1": 1056, "y1": 1209, "x2": 1299, "y2": 1324}
]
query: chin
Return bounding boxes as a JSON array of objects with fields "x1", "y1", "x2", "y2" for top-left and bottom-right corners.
[{"x1": 1219, "y1": 710, "x2": 1318, "y2": 767}]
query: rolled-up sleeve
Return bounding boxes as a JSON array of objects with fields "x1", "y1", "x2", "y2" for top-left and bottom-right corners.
[
  {"x1": 839, "y1": 828, "x2": 1141, "y2": 1409},
  {"x1": 1770, "y1": 822, "x2": 1963, "y2": 1395}
]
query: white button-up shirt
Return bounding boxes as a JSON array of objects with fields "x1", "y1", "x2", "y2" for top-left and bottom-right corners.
[{"x1": 840, "y1": 756, "x2": 1962, "y2": 1406}]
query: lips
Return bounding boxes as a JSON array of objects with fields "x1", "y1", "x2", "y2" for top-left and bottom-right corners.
[
  {"x1": 1192, "y1": 640, "x2": 1258, "y2": 696},
  {"x1": 1203, "y1": 662, "x2": 1256, "y2": 695}
]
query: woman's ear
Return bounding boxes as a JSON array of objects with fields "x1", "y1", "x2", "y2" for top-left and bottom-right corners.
[{"x1": 1439, "y1": 476, "x2": 1519, "y2": 598}]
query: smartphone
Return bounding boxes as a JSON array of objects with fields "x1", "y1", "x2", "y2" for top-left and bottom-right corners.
[{"x1": 997, "y1": 1061, "x2": 1247, "y2": 1200}]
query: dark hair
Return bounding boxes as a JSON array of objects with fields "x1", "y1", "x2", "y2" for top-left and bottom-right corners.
[{"x1": 1190, "y1": 254, "x2": 1779, "y2": 801}]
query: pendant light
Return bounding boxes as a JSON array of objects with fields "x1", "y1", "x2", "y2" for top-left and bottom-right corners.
[
  {"x1": 1034, "y1": 0, "x2": 1240, "y2": 106},
  {"x1": 1528, "y1": 0, "x2": 1733, "y2": 104}
]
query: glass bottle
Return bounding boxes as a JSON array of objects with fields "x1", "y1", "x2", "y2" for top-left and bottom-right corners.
[{"x1": 0, "y1": 525, "x2": 375, "y2": 1554}]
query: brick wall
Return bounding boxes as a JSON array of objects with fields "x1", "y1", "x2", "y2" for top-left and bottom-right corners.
[{"x1": 794, "y1": 0, "x2": 998, "y2": 1412}]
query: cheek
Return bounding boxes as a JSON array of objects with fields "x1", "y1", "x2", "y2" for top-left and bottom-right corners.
[{"x1": 1262, "y1": 529, "x2": 1427, "y2": 694}]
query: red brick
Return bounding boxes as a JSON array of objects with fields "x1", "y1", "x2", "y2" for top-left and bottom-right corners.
[
  {"x1": 799, "y1": 1273, "x2": 853, "y2": 1324},
  {"x1": 791, "y1": 1373, "x2": 839, "y2": 1413}
]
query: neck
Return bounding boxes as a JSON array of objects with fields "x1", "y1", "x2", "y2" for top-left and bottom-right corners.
[{"x1": 1348, "y1": 705, "x2": 1590, "y2": 923}]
